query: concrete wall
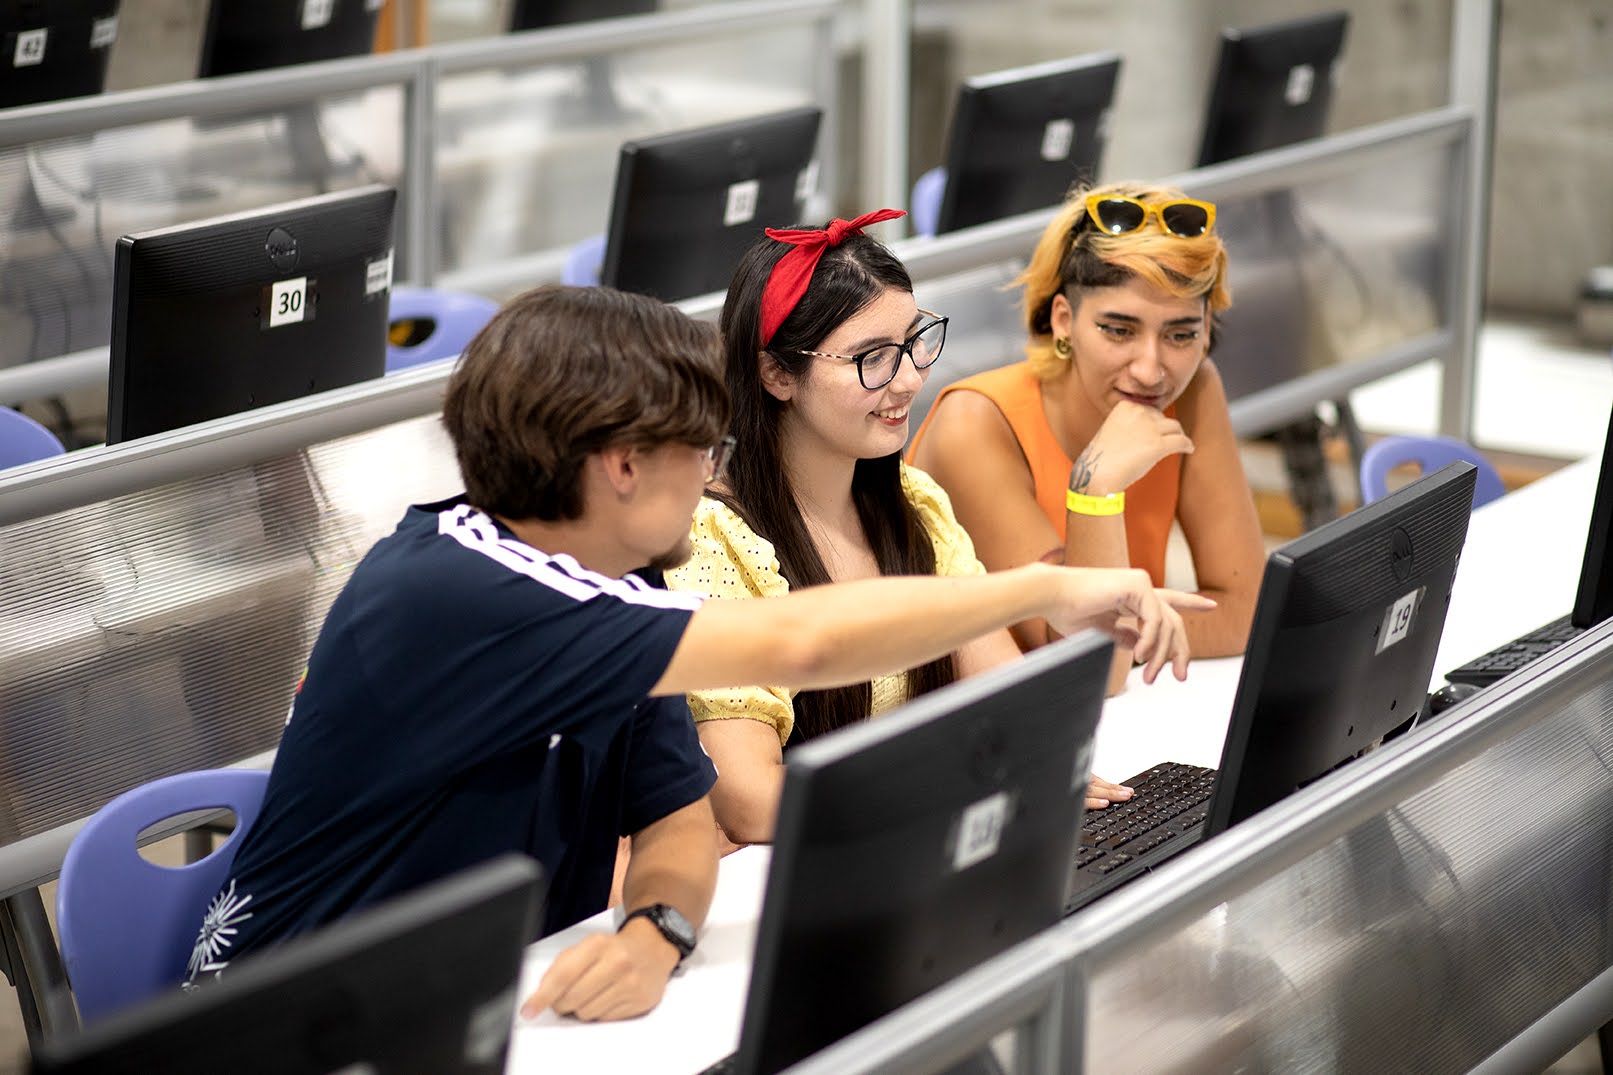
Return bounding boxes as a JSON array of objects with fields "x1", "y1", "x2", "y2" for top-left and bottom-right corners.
[{"x1": 1487, "y1": 0, "x2": 1613, "y2": 316}]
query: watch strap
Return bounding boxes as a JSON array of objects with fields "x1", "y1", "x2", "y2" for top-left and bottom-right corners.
[{"x1": 620, "y1": 903, "x2": 695, "y2": 961}]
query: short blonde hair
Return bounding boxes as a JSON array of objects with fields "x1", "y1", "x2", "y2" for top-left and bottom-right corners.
[{"x1": 1017, "y1": 180, "x2": 1233, "y2": 380}]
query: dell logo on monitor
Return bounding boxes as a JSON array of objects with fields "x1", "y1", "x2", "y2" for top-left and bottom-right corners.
[
  {"x1": 1390, "y1": 528, "x2": 1415, "y2": 581},
  {"x1": 265, "y1": 227, "x2": 300, "y2": 272}
]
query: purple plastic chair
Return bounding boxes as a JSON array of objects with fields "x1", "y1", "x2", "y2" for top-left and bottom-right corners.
[
  {"x1": 1359, "y1": 434, "x2": 1506, "y2": 509},
  {"x1": 56, "y1": 768, "x2": 271, "y2": 1023},
  {"x1": 0, "y1": 407, "x2": 65, "y2": 469},
  {"x1": 909, "y1": 166, "x2": 947, "y2": 238},
  {"x1": 385, "y1": 286, "x2": 499, "y2": 374},
  {"x1": 560, "y1": 233, "x2": 607, "y2": 287}
]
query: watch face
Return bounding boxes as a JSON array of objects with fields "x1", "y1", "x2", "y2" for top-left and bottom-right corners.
[{"x1": 655, "y1": 904, "x2": 697, "y2": 952}]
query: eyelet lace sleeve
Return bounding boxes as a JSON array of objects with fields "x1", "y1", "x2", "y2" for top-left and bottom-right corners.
[
  {"x1": 902, "y1": 464, "x2": 986, "y2": 578},
  {"x1": 663, "y1": 497, "x2": 798, "y2": 746}
]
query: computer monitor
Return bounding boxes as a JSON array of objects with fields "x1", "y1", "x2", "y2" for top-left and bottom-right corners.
[
  {"x1": 600, "y1": 106, "x2": 823, "y2": 303},
  {"x1": 0, "y1": 1, "x2": 120, "y2": 241},
  {"x1": 732, "y1": 631, "x2": 1112, "y2": 1074},
  {"x1": 1196, "y1": 10, "x2": 1350, "y2": 166},
  {"x1": 1207, "y1": 461, "x2": 1476, "y2": 832},
  {"x1": 1571, "y1": 405, "x2": 1613, "y2": 626},
  {"x1": 199, "y1": 1, "x2": 380, "y2": 78},
  {"x1": 106, "y1": 184, "x2": 396, "y2": 444},
  {"x1": 933, "y1": 51, "x2": 1120, "y2": 235},
  {"x1": 507, "y1": 0, "x2": 655, "y2": 29},
  {"x1": 31, "y1": 854, "x2": 544, "y2": 1075},
  {"x1": 198, "y1": 1, "x2": 381, "y2": 188},
  {"x1": 506, "y1": 0, "x2": 657, "y2": 123},
  {"x1": 0, "y1": 1, "x2": 120, "y2": 109}
]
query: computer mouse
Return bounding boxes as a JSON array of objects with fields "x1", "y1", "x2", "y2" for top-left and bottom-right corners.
[{"x1": 1426, "y1": 681, "x2": 1481, "y2": 717}]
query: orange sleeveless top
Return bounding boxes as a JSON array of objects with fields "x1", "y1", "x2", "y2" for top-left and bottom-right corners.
[{"x1": 909, "y1": 362, "x2": 1181, "y2": 586}]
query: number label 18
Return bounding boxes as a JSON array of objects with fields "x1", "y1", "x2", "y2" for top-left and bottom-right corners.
[{"x1": 952, "y1": 791, "x2": 1012, "y2": 872}]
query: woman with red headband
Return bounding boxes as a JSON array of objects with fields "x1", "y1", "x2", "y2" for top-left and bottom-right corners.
[
  {"x1": 663, "y1": 210, "x2": 1159, "y2": 846},
  {"x1": 909, "y1": 181, "x2": 1265, "y2": 693}
]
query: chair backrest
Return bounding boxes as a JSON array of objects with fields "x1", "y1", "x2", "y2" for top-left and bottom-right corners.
[
  {"x1": 909, "y1": 166, "x2": 947, "y2": 239},
  {"x1": 1359, "y1": 433, "x2": 1506, "y2": 509},
  {"x1": 560, "y1": 233, "x2": 607, "y2": 287},
  {"x1": 0, "y1": 407, "x2": 66, "y2": 468},
  {"x1": 57, "y1": 768, "x2": 272, "y2": 1023},
  {"x1": 385, "y1": 286, "x2": 499, "y2": 374}
]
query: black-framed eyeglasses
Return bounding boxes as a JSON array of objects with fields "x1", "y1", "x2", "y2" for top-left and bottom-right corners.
[
  {"x1": 779, "y1": 310, "x2": 948, "y2": 391},
  {"x1": 702, "y1": 434, "x2": 737, "y2": 484}
]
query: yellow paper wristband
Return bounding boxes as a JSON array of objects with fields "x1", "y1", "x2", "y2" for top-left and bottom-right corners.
[{"x1": 1066, "y1": 489, "x2": 1125, "y2": 517}]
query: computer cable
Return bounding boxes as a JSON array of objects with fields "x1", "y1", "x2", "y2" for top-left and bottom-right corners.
[
  {"x1": 24, "y1": 147, "x2": 107, "y2": 341},
  {"x1": 1290, "y1": 199, "x2": 1375, "y2": 323},
  {"x1": 313, "y1": 109, "x2": 381, "y2": 187}
]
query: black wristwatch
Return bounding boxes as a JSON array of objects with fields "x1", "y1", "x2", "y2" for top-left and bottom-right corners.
[{"x1": 619, "y1": 903, "x2": 697, "y2": 963}]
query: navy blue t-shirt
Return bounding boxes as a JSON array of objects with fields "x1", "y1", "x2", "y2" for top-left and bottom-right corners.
[{"x1": 187, "y1": 497, "x2": 716, "y2": 980}]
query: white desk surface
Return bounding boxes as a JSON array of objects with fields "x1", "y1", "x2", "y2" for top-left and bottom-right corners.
[
  {"x1": 507, "y1": 845, "x2": 771, "y2": 1074},
  {"x1": 507, "y1": 455, "x2": 1600, "y2": 1073},
  {"x1": 1096, "y1": 455, "x2": 1599, "y2": 780}
]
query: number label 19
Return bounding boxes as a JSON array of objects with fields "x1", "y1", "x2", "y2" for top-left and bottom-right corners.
[{"x1": 1377, "y1": 587, "x2": 1423, "y2": 654}]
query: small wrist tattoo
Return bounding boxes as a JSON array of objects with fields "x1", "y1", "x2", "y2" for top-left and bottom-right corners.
[{"x1": 1070, "y1": 449, "x2": 1101, "y2": 494}]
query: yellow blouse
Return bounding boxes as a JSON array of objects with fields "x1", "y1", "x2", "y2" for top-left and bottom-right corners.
[{"x1": 663, "y1": 465, "x2": 987, "y2": 746}]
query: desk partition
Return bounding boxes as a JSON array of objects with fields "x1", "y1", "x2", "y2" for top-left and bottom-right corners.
[
  {"x1": 0, "y1": 0, "x2": 839, "y2": 405},
  {"x1": 770, "y1": 618, "x2": 1613, "y2": 1073},
  {"x1": 1067, "y1": 617, "x2": 1613, "y2": 1071},
  {"x1": 900, "y1": 107, "x2": 1475, "y2": 441}
]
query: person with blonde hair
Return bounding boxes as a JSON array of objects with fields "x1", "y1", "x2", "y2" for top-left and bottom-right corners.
[{"x1": 910, "y1": 181, "x2": 1264, "y2": 691}]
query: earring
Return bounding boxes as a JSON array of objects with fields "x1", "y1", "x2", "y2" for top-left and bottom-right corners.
[{"x1": 1053, "y1": 336, "x2": 1072, "y2": 359}]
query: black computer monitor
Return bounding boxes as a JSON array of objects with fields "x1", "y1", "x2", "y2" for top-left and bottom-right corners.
[
  {"x1": 0, "y1": 1, "x2": 120, "y2": 109},
  {"x1": 106, "y1": 184, "x2": 396, "y2": 444},
  {"x1": 732, "y1": 631, "x2": 1111, "y2": 1075},
  {"x1": 0, "y1": 1, "x2": 120, "y2": 240},
  {"x1": 198, "y1": 1, "x2": 380, "y2": 188},
  {"x1": 199, "y1": 0, "x2": 380, "y2": 78},
  {"x1": 1571, "y1": 406, "x2": 1613, "y2": 627},
  {"x1": 1196, "y1": 11, "x2": 1350, "y2": 166},
  {"x1": 1207, "y1": 461, "x2": 1476, "y2": 832},
  {"x1": 506, "y1": 0, "x2": 657, "y2": 123},
  {"x1": 600, "y1": 106, "x2": 823, "y2": 303},
  {"x1": 934, "y1": 51, "x2": 1120, "y2": 235},
  {"x1": 31, "y1": 854, "x2": 543, "y2": 1075},
  {"x1": 508, "y1": 0, "x2": 655, "y2": 29}
]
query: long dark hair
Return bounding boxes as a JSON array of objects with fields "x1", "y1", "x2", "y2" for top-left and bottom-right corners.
[{"x1": 715, "y1": 227, "x2": 957, "y2": 743}]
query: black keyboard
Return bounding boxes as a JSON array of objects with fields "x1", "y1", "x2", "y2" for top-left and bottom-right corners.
[
  {"x1": 1064, "y1": 761, "x2": 1217, "y2": 915},
  {"x1": 1445, "y1": 614, "x2": 1585, "y2": 687}
]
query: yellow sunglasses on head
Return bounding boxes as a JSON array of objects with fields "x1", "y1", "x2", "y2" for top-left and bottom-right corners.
[{"x1": 1082, "y1": 193, "x2": 1216, "y2": 238}]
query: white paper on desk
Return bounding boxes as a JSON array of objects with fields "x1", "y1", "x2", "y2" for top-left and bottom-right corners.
[{"x1": 506, "y1": 847, "x2": 771, "y2": 1075}]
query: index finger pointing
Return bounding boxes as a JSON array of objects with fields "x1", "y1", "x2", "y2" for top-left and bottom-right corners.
[{"x1": 520, "y1": 938, "x2": 597, "y2": 1019}]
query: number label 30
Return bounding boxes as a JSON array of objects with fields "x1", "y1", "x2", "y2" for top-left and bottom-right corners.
[{"x1": 269, "y1": 277, "x2": 309, "y2": 328}]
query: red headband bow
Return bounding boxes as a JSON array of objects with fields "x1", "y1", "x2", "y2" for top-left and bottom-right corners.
[{"x1": 757, "y1": 208, "x2": 907, "y2": 347}]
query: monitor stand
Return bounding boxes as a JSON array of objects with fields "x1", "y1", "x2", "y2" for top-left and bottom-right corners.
[
  {"x1": 280, "y1": 103, "x2": 338, "y2": 194},
  {"x1": 550, "y1": 56, "x2": 642, "y2": 127},
  {"x1": 10, "y1": 178, "x2": 75, "y2": 232},
  {"x1": 186, "y1": 103, "x2": 345, "y2": 198}
]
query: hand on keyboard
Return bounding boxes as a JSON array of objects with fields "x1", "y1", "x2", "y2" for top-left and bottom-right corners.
[{"x1": 1085, "y1": 774, "x2": 1134, "y2": 810}]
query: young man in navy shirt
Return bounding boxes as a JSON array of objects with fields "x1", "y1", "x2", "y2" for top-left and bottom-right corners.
[{"x1": 190, "y1": 284, "x2": 1209, "y2": 1023}]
